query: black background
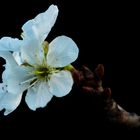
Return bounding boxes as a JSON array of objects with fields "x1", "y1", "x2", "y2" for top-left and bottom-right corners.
[{"x1": 0, "y1": 0, "x2": 140, "y2": 138}]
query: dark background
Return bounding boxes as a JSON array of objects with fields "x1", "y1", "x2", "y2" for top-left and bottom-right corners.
[{"x1": 0, "y1": 0, "x2": 139, "y2": 137}]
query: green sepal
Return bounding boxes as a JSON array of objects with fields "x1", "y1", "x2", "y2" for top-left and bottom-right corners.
[{"x1": 64, "y1": 64, "x2": 74, "y2": 71}]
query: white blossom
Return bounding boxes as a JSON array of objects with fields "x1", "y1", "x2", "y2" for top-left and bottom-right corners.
[{"x1": 0, "y1": 5, "x2": 79, "y2": 115}]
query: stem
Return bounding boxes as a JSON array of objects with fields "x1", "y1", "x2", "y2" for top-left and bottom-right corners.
[{"x1": 72, "y1": 64, "x2": 140, "y2": 128}]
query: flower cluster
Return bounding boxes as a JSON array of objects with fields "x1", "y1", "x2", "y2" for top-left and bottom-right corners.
[{"x1": 0, "y1": 5, "x2": 79, "y2": 115}]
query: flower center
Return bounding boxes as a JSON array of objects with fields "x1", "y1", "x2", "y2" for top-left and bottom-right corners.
[
  {"x1": 35, "y1": 67, "x2": 49, "y2": 76},
  {"x1": 34, "y1": 65, "x2": 59, "y2": 81},
  {"x1": 34, "y1": 66, "x2": 51, "y2": 80}
]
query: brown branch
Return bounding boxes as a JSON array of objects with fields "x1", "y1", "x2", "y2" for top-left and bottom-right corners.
[{"x1": 72, "y1": 64, "x2": 140, "y2": 128}]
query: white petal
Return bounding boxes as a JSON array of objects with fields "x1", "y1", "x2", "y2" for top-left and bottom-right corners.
[
  {"x1": 21, "y1": 5, "x2": 58, "y2": 65},
  {"x1": 25, "y1": 81, "x2": 53, "y2": 111},
  {"x1": 49, "y1": 70, "x2": 73, "y2": 97},
  {"x1": 4, "y1": 68, "x2": 31, "y2": 95},
  {"x1": 0, "y1": 37, "x2": 22, "y2": 52},
  {"x1": 1, "y1": 51, "x2": 19, "y2": 82},
  {"x1": 0, "y1": 83, "x2": 22, "y2": 115},
  {"x1": 0, "y1": 51, "x2": 31, "y2": 94},
  {"x1": 2, "y1": 63, "x2": 32, "y2": 95},
  {"x1": 13, "y1": 52, "x2": 23, "y2": 65},
  {"x1": 47, "y1": 36, "x2": 79, "y2": 67},
  {"x1": 20, "y1": 38, "x2": 44, "y2": 65},
  {"x1": 22, "y1": 5, "x2": 58, "y2": 43},
  {"x1": 0, "y1": 51, "x2": 17, "y2": 67}
]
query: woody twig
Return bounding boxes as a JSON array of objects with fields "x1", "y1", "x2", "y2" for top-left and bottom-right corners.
[{"x1": 72, "y1": 64, "x2": 140, "y2": 128}]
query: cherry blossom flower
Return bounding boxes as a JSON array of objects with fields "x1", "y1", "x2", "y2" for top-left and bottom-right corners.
[{"x1": 0, "y1": 5, "x2": 79, "y2": 115}]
